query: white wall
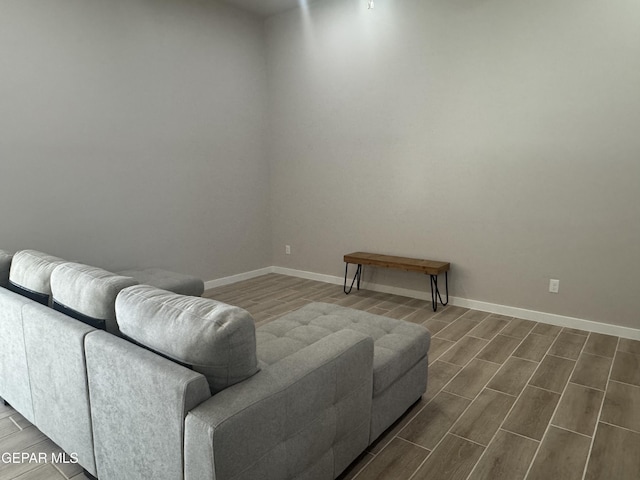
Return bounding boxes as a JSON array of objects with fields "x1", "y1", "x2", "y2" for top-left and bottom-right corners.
[
  {"x1": 266, "y1": 0, "x2": 640, "y2": 328},
  {"x1": 0, "y1": 0, "x2": 271, "y2": 279}
]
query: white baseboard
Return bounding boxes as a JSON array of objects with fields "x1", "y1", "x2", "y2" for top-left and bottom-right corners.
[
  {"x1": 210, "y1": 266, "x2": 640, "y2": 340},
  {"x1": 272, "y1": 266, "x2": 345, "y2": 285},
  {"x1": 204, "y1": 267, "x2": 274, "y2": 290}
]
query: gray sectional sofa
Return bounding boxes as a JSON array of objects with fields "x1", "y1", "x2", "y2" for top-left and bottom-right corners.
[{"x1": 0, "y1": 249, "x2": 430, "y2": 480}]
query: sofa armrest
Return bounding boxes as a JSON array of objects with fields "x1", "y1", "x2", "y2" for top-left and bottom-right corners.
[{"x1": 184, "y1": 330, "x2": 374, "y2": 480}]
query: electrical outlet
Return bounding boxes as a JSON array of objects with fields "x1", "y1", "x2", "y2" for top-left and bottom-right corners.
[
  {"x1": 285, "y1": 245, "x2": 291, "y2": 255},
  {"x1": 549, "y1": 279, "x2": 560, "y2": 294}
]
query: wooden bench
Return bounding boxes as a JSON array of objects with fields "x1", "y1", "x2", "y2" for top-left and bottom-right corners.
[{"x1": 343, "y1": 252, "x2": 450, "y2": 311}]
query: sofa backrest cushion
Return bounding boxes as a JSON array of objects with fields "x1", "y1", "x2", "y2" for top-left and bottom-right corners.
[
  {"x1": 116, "y1": 285, "x2": 259, "y2": 394},
  {"x1": 51, "y1": 262, "x2": 138, "y2": 335},
  {"x1": 0, "y1": 250, "x2": 13, "y2": 287},
  {"x1": 8, "y1": 250, "x2": 65, "y2": 305}
]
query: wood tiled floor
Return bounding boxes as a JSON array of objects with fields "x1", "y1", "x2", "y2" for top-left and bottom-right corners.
[
  {"x1": 205, "y1": 274, "x2": 640, "y2": 480},
  {"x1": 2, "y1": 273, "x2": 639, "y2": 479}
]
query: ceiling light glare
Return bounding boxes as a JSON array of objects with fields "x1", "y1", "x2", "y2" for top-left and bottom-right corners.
[{"x1": 368, "y1": 0, "x2": 374, "y2": 9}]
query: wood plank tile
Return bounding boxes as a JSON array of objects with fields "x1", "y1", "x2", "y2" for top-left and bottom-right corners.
[
  {"x1": 425, "y1": 361, "x2": 462, "y2": 402},
  {"x1": 570, "y1": 353, "x2": 612, "y2": 391},
  {"x1": 461, "y1": 310, "x2": 491, "y2": 322},
  {"x1": 583, "y1": 333, "x2": 618, "y2": 358},
  {"x1": 403, "y1": 308, "x2": 439, "y2": 324},
  {"x1": 375, "y1": 298, "x2": 406, "y2": 311},
  {"x1": 450, "y1": 389, "x2": 515, "y2": 446},
  {"x1": 502, "y1": 386, "x2": 560, "y2": 440},
  {"x1": 406, "y1": 298, "x2": 431, "y2": 309},
  {"x1": 548, "y1": 332, "x2": 587, "y2": 360},
  {"x1": 399, "y1": 391, "x2": 470, "y2": 449},
  {"x1": 411, "y1": 434, "x2": 484, "y2": 480},
  {"x1": 10, "y1": 412, "x2": 32, "y2": 430},
  {"x1": 384, "y1": 305, "x2": 417, "y2": 320},
  {"x1": 262, "y1": 298, "x2": 310, "y2": 317},
  {"x1": 443, "y1": 359, "x2": 500, "y2": 400},
  {"x1": 0, "y1": 438, "x2": 61, "y2": 480},
  {"x1": 529, "y1": 355, "x2": 575, "y2": 393},
  {"x1": 0, "y1": 416, "x2": 19, "y2": 439},
  {"x1": 467, "y1": 317, "x2": 510, "y2": 340},
  {"x1": 12, "y1": 464, "x2": 66, "y2": 480},
  {"x1": 585, "y1": 423, "x2": 640, "y2": 480},
  {"x1": 423, "y1": 318, "x2": 451, "y2": 336},
  {"x1": 354, "y1": 438, "x2": 429, "y2": 480},
  {"x1": 487, "y1": 357, "x2": 538, "y2": 397},
  {"x1": 0, "y1": 438, "x2": 57, "y2": 478},
  {"x1": 551, "y1": 383, "x2": 604, "y2": 436},
  {"x1": 245, "y1": 298, "x2": 287, "y2": 315},
  {"x1": 335, "y1": 294, "x2": 370, "y2": 308},
  {"x1": 439, "y1": 336, "x2": 488, "y2": 366},
  {"x1": 428, "y1": 338, "x2": 456, "y2": 361},
  {"x1": 273, "y1": 289, "x2": 309, "y2": 302},
  {"x1": 527, "y1": 426, "x2": 591, "y2": 480},
  {"x1": 512, "y1": 333, "x2": 554, "y2": 362},
  {"x1": 0, "y1": 426, "x2": 47, "y2": 454},
  {"x1": 610, "y1": 351, "x2": 640, "y2": 386},
  {"x1": 618, "y1": 338, "x2": 640, "y2": 355},
  {"x1": 431, "y1": 306, "x2": 469, "y2": 323},
  {"x1": 601, "y1": 380, "x2": 640, "y2": 433},
  {"x1": 467, "y1": 429, "x2": 538, "y2": 480},
  {"x1": 302, "y1": 287, "x2": 343, "y2": 303},
  {"x1": 562, "y1": 327, "x2": 589, "y2": 336},
  {"x1": 0, "y1": 403, "x2": 17, "y2": 420},
  {"x1": 434, "y1": 317, "x2": 479, "y2": 342},
  {"x1": 475, "y1": 335, "x2": 521, "y2": 364},
  {"x1": 531, "y1": 323, "x2": 562, "y2": 337},
  {"x1": 500, "y1": 318, "x2": 536, "y2": 339}
]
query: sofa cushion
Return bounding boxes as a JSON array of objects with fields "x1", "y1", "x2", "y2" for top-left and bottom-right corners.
[
  {"x1": 51, "y1": 263, "x2": 138, "y2": 334},
  {"x1": 257, "y1": 302, "x2": 431, "y2": 396},
  {"x1": 116, "y1": 285, "x2": 259, "y2": 394},
  {"x1": 0, "y1": 250, "x2": 12, "y2": 288},
  {"x1": 8, "y1": 250, "x2": 65, "y2": 305}
]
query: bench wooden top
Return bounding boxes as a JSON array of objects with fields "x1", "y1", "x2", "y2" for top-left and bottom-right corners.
[{"x1": 344, "y1": 252, "x2": 450, "y2": 276}]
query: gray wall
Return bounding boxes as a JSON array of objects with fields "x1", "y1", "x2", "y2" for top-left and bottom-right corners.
[
  {"x1": 0, "y1": 0, "x2": 271, "y2": 279},
  {"x1": 2, "y1": 0, "x2": 638, "y2": 330},
  {"x1": 266, "y1": 0, "x2": 640, "y2": 328}
]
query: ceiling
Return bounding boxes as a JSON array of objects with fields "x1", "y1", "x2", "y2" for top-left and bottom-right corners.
[{"x1": 221, "y1": 0, "x2": 310, "y2": 17}]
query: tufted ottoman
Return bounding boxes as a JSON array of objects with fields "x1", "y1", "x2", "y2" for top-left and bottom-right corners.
[{"x1": 256, "y1": 302, "x2": 430, "y2": 442}]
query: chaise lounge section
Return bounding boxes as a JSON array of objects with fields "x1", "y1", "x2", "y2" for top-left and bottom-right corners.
[{"x1": 257, "y1": 302, "x2": 430, "y2": 442}]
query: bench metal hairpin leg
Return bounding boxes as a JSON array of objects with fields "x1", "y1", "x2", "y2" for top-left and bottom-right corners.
[
  {"x1": 429, "y1": 271, "x2": 449, "y2": 312},
  {"x1": 344, "y1": 263, "x2": 362, "y2": 294}
]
